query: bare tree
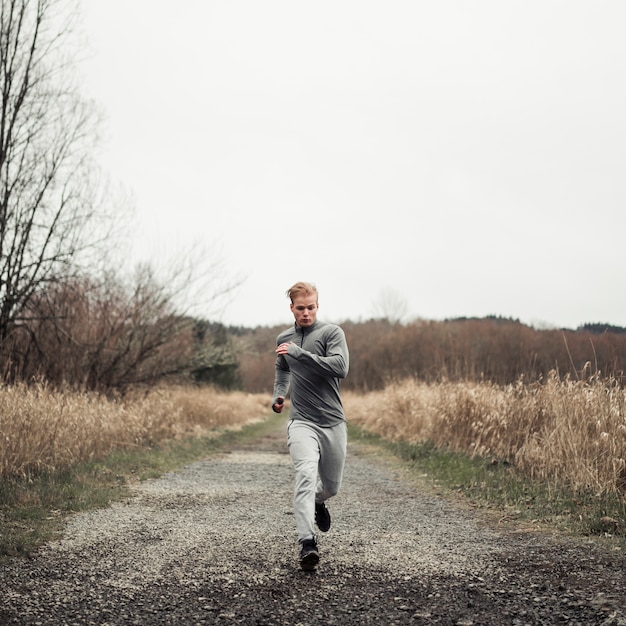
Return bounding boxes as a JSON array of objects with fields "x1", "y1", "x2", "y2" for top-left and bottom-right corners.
[
  {"x1": 371, "y1": 287, "x2": 410, "y2": 324},
  {"x1": 0, "y1": 0, "x2": 99, "y2": 345},
  {"x1": 20, "y1": 268, "x2": 198, "y2": 391},
  {"x1": 4, "y1": 248, "x2": 243, "y2": 391}
]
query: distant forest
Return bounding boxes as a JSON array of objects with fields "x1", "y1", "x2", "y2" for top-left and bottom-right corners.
[
  {"x1": 4, "y1": 306, "x2": 624, "y2": 394},
  {"x1": 232, "y1": 317, "x2": 626, "y2": 393}
]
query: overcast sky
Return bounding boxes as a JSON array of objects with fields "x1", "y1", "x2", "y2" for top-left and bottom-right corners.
[{"x1": 78, "y1": 1, "x2": 625, "y2": 330}]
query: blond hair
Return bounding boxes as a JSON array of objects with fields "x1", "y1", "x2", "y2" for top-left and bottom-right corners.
[{"x1": 286, "y1": 281, "x2": 318, "y2": 303}]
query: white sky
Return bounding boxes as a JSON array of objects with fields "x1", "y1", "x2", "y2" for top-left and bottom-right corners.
[{"x1": 78, "y1": 1, "x2": 626, "y2": 329}]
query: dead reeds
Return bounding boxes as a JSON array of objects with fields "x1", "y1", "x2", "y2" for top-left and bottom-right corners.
[
  {"x1": 4, "y1": 373, "x2": 625, "y2": 499},
  {"x1": 343, "y1": 372, "x2": 626, "y2": 498},
  {"x1": 0, "y1": 383, "x2": 268, "y2": 480}
]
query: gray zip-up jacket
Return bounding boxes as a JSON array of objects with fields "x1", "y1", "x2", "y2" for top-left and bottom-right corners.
[{"x1": 273, "y1": 320, "x2": 349, "y2": 427}]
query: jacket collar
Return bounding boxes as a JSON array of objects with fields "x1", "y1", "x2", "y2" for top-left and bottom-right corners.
[{"x1": 295, "y1": 320, "x2": 319, "y2": 333}]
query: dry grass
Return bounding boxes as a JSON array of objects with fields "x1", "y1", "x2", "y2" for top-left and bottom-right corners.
[
  {"x1": 0, "y1": 383, "x2": 269, "y2": 480},
  {"x1": 344, "y1": 372, "x2": 626, "y2": 498},
  {"x1": 4, "y1": 373, "x2": 625, "y2": 499}
]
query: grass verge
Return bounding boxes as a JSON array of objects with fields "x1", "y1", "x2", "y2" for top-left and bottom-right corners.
[
  {"x1": 348, "y1": 424, "x2": 626, "y2": 546},
  {"x1": 0, "y1": 413, "x2": 282, "y2": 562}
]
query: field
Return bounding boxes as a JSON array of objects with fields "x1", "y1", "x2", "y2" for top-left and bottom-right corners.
[
  {"x1": 343, "y1": 373, "x2": 626, "y2": 499},
  {"x1": 343, "y1": 374, "x2": 626, "y2": 538},
  {"x1": 1, "y1": 374, "x2": 625, "y2": 550},
  {"x1": 0, "y1": 383, "x2": 269, "y2": 480}
]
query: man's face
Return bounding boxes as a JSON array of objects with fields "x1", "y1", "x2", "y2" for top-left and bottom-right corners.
[{"x1": 290, "y1": 293, "x2": 318, "y2": 328}]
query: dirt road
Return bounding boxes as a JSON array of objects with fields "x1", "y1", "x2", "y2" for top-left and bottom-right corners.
[{"x1": 1, "y1": 424, "x2": 624, "y2": 625}]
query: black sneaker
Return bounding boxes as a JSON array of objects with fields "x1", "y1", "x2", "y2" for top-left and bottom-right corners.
[
  {"x1": 299, "y1": 538, "x2": 319, "y2": 571},
  {"x1": 315, "y1": 501, "x2": 331, "y2": 532}
]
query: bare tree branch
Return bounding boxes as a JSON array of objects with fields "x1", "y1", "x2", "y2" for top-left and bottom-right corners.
[{"x1": 0, "y1": 0, "x2": 99, "y2": 344}]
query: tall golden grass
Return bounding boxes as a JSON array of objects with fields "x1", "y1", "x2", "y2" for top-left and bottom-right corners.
[
  {"x1": 0, "y1": 383, "x2": 269, "y2": 480},
  {"x1": 343, "y1": 372, "x2": 626, "y2": 497},
  {"x1": 4, "y1": 374, "x2": 625, "y2": 499}
]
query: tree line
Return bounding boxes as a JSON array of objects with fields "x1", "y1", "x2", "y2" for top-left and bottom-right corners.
[
  {"x1": 235, "y1": 317, "x2": 626, "y2": 394},
  {"x1": 2, "y1": 272, "x2": 240, "y2": 392},
  {"x1": 5, "y1": 297, "x2": 625, "y2": 394}
]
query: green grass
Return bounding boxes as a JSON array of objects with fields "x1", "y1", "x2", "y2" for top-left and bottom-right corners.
[
  {"x1": 348, "y1": 424, "x2": 626, "y2": 545},
  {"x1": 0, "y1": 413, "x2": 282, "y2": 561}
]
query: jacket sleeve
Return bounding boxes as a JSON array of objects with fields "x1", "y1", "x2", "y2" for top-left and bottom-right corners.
[
  {"x1": 288, "y1": 326, "x2": 349, "y2": 379},
  {"x1": 273, "y1": 353, "x2": 291, "y2": 401}
]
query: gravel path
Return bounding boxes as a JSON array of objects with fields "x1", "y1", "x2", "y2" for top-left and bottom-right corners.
[{"x1": 0, "y1": 423, "x2": 625, "y2": 625}]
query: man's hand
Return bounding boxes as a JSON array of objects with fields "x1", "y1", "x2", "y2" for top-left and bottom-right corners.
[
  {"x1": 272, "y1": 397, "x2": 284, "y2": 413},
  {"x1": 275, "y1": 342, "x2": 295, "y2": 356}
]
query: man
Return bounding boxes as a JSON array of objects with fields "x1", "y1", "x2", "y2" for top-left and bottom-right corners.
[{"x1": 272, "y1": 281, "x2": 349, "y2": 571}]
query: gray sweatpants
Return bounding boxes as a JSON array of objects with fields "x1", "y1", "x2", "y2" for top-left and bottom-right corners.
[{"x1": 287, "y1": 419, "x2": 348, "y2": 543}]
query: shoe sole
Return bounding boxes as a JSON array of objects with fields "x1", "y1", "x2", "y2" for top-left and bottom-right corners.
[{"x1": 299, "y1": 551, "x2": 319, "y2": 571}]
